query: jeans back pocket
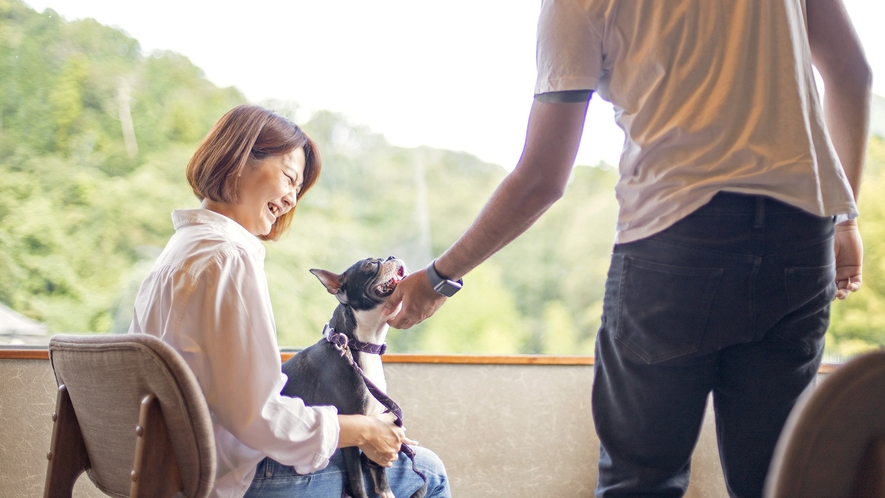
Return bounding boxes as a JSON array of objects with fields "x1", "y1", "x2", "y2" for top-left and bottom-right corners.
[
  {"x1": 778, "y1": 264, "x2": 836, "y2": 353},
  {"x1": 615, "y1": 256, "x2": 724, "y2": 364}
]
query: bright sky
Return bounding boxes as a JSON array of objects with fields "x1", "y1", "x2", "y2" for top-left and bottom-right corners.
[{"x1": 23, "y1": 0, "x2": 885, "y2": 170}]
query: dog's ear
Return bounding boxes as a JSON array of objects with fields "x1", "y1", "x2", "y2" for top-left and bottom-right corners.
[{"x1": 310, "y1": 269, "x2": 348, "y2": 305}]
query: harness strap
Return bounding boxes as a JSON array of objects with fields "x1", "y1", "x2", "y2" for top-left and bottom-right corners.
[{"x1": 324, "y1": 325, "x2": 428, "y2": 497}]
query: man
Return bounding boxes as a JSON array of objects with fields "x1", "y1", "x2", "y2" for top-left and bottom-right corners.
[{"x1": 385, "y1": 0, "x2": 870, "y2": 496}]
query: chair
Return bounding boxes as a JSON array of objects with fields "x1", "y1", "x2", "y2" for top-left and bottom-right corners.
[
  {"x1": 764, "y1": 350, "x2": 885, "y2": 498},
  {"x1": 45, "y1": 334, "x2": 216, "y2": 498}
]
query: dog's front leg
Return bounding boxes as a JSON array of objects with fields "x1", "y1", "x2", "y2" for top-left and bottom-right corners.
[
  {"x1": 368, "y1": 463, "x2": 393, "y2": 498},
  {"x1": 342, "y1": 446, "x2": 369, "y2": 498}
]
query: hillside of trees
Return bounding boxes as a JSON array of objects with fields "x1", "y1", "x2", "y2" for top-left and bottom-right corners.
[{"x1": 2, "y1": 0, "x2": 884, "y2": 357}]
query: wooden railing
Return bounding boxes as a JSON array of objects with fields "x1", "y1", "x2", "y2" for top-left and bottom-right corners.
[{"x1": 0, "y1": 348, "x2": 843, "y2": 373}]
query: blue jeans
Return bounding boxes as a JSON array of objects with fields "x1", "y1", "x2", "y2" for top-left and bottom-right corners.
[
  {"x1": 244, "y1": 447, "x2": 450, "y2": 498},
  {"x1": 593, "y1": 193, "x2": 836, "y2": 498}
]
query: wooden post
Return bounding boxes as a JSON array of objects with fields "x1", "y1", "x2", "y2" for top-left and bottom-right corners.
[{"x1": 129, "y1": 393, "x2": 184, "y2": 498}]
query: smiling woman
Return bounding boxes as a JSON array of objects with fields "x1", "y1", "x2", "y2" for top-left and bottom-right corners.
[
  {"x1": 122, "y1": 103, "x2": 451, "y2": 497},
  {"x1": 185, "y1": 105, "x2": 320, "y2": 241}
]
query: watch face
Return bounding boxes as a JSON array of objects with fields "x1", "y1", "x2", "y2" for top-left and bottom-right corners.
[{"x1": 434, "y1": 279, "x2": 462, "y2": 297}]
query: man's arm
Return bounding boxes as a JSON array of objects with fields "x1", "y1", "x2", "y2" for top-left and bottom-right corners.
[
  {"x1": 385, "y1": 98, "x2": 590, "y2": 328},
  {"x1": 807, "y1": 0, "x2": 871, "y2": 197},
  {"x1": 806, "y1": 0, "x2": 871, "y2": 299}
]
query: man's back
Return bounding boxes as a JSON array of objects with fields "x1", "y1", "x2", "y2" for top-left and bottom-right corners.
[{"x1": 536, "y1": 0, "x2": 856, "y2": 242}]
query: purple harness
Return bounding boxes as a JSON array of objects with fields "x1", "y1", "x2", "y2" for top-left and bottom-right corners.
[{"x1": 323, "y1": 324, "x2": 428, "y2": 496}]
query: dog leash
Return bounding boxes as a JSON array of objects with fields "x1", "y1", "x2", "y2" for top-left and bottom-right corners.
[{"x1": 323, "y1": 324, "x2": 429, "y2": 497}]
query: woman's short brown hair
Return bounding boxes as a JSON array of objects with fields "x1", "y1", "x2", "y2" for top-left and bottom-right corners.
[{"x1": 187, "y1": 105, "x2": 322, "y2": 241}]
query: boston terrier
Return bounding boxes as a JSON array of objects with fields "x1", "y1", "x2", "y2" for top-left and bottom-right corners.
[{"x1": 281, "y1": 256, "x2": 424, "y2": 498}]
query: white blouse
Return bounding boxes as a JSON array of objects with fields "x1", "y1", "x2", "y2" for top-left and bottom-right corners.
[{"x1": 129, "y1": 208, "x2": 338, "y2": 498}]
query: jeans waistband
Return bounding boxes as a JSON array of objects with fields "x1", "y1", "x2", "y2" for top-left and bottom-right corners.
[{"x1": 698, "y1": 192, "x2": 814, "y2": 217}]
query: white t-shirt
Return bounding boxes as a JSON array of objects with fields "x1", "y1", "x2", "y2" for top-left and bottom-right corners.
[
  {"x1": 129, "y1": 208, "x2": 338, "y2": 498},
  {"x1": 535, "y1": 0, "x2": 858, "y2": 243}
]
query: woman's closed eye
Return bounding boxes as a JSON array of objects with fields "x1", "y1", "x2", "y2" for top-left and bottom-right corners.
[{"x1": 284, "y1": 173, "x2": 303, "y2": 196}]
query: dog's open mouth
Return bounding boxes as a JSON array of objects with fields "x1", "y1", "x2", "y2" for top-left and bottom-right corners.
[{"x1": 376, "y1": 265, "x2": 406, "y2": 297}]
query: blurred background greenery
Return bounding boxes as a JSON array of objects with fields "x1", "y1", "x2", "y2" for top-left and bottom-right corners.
[{"x1": 1, "y1": 0, "x2": 883, "y2": 358}]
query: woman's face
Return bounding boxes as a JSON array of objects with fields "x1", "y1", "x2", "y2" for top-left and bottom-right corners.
[{"x1": 231, "y1": 147, "x2": 306, "y2": 236}]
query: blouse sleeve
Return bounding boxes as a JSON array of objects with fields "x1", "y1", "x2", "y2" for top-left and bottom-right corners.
[{"x1": 178, "y1": 248, "x2": 339, "y2": 474}]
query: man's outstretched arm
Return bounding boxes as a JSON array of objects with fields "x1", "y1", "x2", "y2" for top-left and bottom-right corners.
[{"x1": 386, "y1": 98, "x2": 590, "y2": 328}]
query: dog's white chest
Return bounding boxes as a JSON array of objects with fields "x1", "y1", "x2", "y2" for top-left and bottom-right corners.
[{"x1": 360, "y1": 354, "x2": 388, "y2": 416}]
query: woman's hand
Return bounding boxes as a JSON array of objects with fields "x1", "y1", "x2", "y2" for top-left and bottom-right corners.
[{"x1": 337, "y1": 413, "x2": 418, "y2": 467}]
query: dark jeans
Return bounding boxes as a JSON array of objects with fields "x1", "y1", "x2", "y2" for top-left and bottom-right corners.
[{"x1": 593, "y1": 192, "x2": 836, "y2": 498}]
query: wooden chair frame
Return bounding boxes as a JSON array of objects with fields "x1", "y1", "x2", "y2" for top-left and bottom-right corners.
[{"x1": 44, "y1": 387, "x2": 185, "y2": 498}]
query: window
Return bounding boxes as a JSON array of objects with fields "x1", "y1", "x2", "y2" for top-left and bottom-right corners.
[{"x1": 2, "y1": 0, "x2": 883, "y2": 359}]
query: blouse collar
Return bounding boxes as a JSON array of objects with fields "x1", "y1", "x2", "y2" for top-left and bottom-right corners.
[{"x1": 171, "y1": 208, "x2": 265, "y2": 256}]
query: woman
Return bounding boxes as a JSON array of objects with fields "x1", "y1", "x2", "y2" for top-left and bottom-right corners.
[{"x1": 129, "y1": 105, "x2": 449, "y2": 498}]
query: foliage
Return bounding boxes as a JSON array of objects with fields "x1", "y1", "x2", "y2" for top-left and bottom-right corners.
[{"x1": 0, "y1": 0, "x2": 244, "y2": 333}]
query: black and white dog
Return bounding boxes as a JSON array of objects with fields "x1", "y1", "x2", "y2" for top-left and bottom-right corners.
[{"x1": 281, "y1": 256, "x2": 424, "y2": 498}]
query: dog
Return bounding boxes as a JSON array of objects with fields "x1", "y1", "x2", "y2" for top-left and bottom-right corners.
[{"x1": 281, "y1": 256, "x2": 423, "y2": 498}]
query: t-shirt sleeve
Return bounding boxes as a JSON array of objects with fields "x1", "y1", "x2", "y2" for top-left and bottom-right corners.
[
  {"x1": 181, "y1": 250, "x2": 339, "y2": 474},
  {"x1": 535, "y1": 0, "x2": 604, "y2": 95}
]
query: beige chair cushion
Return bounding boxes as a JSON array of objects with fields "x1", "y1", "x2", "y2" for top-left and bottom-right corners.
[{"x1": 50, "y1": 334, "x2": 215, "y2": 498}]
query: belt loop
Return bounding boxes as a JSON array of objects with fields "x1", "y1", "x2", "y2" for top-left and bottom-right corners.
[{"x1": 754, "y1": 196, "x2": 765, "y2": 229}]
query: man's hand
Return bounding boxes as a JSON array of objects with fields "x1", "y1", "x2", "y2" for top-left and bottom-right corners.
[
  {"x1": 384, "y1": 269, "x2": 447, "y2": 329},
  {"x1": 834, "y1": 219, "x2": 863, "y2": 300}
]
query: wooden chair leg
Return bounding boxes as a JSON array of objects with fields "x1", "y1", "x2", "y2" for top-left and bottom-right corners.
[
  {"x1": 130, "y1": 393, "x2": 183, "y2": 498},
  {"x1": 44, "y1": 384, "x2": 90, "y2": 498}
]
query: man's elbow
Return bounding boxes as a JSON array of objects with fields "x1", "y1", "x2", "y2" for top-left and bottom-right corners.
[
  {"x1": 509, "y1": 155, "x2": 572, "y2": 210},
  {"x1": 818, "y1": 51, "x2": 872, "y2": 94},
  {"x1": 856, "y1": 59, "x2": 873, "y2": 93},
  {"x1": 844, "y1": 55, "x2": 873, "y2": 93},
  {"x1": 528, "y1": 178, "x2": 567, "y2": 210}
]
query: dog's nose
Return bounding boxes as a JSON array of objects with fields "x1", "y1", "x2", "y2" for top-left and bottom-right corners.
[{"x1": 386, "y1": 255, "x2": 396, "y2": 261}]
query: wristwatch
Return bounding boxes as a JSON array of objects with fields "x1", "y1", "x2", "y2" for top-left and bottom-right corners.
[{"x1": 425, "y1": 260, "x2": 463, "y2": 297}]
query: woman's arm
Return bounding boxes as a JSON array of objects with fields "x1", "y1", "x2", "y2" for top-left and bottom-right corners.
[{"x1": 186, "y1": 254, "x2": 340, "y2": 473}]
